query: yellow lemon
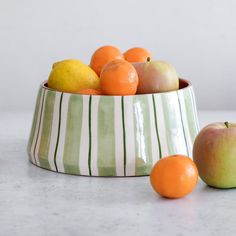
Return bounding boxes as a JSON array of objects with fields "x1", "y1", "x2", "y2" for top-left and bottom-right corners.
[{"x1": 48, "y1": 59, "x2": 100, "y2": 93}]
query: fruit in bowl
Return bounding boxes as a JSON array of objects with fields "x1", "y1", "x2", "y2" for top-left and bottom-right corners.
[
  {"x1": 123, "y1": 47, "x2": 152, "y2": 63},
  {"x1": 90, "y1": 45, "x2": 124, "y2": 76},
  {"x1": 193, "y1": 122, "x2": 236, "y2": 188},
  {"x1": 100, "y1": 59, "x2": 139, "y2": 95},
  {"x1": 78, "y1": 88, "x2": 102, "y2": 95},
  {"x1": 133, "y1": 58, "x2": 179, "y2": 94},
  {"x1": 48, "y1": 59, "x2": 100, "y2": 93},
  {"x1": 47, "y1": 45, "x2": 180, "y2": 96},
  {"x1": 28, "y1": 44, "x2": 200, "y2": 178}
]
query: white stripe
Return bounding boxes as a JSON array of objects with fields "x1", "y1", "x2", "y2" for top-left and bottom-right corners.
[
  {"x1": 147, "y1": 95, "x2": 159, "y2": 165},
  {"x1": 34, "y1": 90, "x2": 48, "y2": 166},
  {"x1": 114, "y1": 96, "x2": 124, "y2": 176},
  {"x1": 167, "y1": 92, "x2": 188, "y2": 155},
  {"x1": 30, "y1": 89, "x2": 44, "y2": 164},
  {"x1": 153, "y1": 94, "x2": 169, "y2": 157},
  {"x1": 123, "y1": 96, "x2": 136, "y2": 176},
  {"x1": 190, "y1": 86, "x2": 200, "y2": 131},
  {"x1": 79, "y1": 95, "x2": 90, "y2": 175},
  {"x1": 55, "y1": 93, "x2": 70, "y2": 173},
  {"x1": 47, "y1": 92, "x2": 61, "y2": 171},
  {"x1": 90, "y1": 95, "x2": 100, "y2": 176},
  {"x1": 177, "y1": 90, "x2": 193, "y2": 157}
]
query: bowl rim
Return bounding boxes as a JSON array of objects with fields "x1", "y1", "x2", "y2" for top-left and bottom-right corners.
[{"x1": 40, "y1": 78, "x2": 192, "y2": 97}]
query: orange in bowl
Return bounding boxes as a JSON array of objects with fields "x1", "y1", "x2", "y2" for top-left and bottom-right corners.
[
  {"x1": 78, "y1": 88, "x2": 102, "y2": 95},
  {"x1": 100, "y1": 59, "x2": 139, "y2": 96},
  {"x1": 90, "y1": 45, "x2": 124, "y2": 76},
  {"x1": 123, "y1": 47, "x2": 151, "y2": 62},
  {"x1": 150, "y1": 155, "x2": 198, "y2": 199}
]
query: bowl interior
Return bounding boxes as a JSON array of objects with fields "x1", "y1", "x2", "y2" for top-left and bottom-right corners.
[{"x1": 42, "y1": 78, "x2": 190, "y2": 96}]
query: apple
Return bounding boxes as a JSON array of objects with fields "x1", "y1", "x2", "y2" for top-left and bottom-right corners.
[
  {"x1": 193, "y1": 121, "x2": 236, "y2": 188},
  {"x1": 133, "y1": 58, "x2": 179, "y2": 94}
]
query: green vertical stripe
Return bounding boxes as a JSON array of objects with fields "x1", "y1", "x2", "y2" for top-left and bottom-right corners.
[
  {"x1": 97, "y1": 96, "x2": 116, "y2": 176},
  {"x1": 183, "y1": 88, "x2": 199, "y2": 143},
  {"x1": 88, "y1": 95, "x2": 92, "y2": 176},
  {"x1": 133, "y1": 95, "x2": 153, "y2": 175},
  {"x1": 33, "y1": 89, "x2": 46, "y2": 165},
  {"x1": 161, "y1": 93, "x2": 177, "y2": 154},
  {"x1": 53, "y1": 93, "x2": 63, "y2": 172},
  {"x1": 152, "y1": 95, "x2": 162, "y2": 159},
  {"x1": 27, "y1": 87, "x2": 43, "y2": 156},
  {"x1": 38, "y1": 91, "x2": 56, "y2": 169},
  {"x1": 121, "y1": 96, "x2": 127, "y2": 176},
  {"x1": 63, "y1": 95, "x2": 83, "y2": 174}
]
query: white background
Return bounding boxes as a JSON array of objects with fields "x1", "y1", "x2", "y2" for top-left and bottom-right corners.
[{"x1": 1, "y1": 0, "x2": 236, "y2": 111}]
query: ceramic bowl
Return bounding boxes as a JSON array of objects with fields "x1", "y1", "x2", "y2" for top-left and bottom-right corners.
[{"x1": 27, "y1": 79, "x2": 199, "y2": 177}]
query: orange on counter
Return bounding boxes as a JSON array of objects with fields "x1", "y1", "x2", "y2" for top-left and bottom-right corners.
[
  {"x1": 100, "y1": 59, "x2": 139, "y2": 96},
  {"x1": 150, "y1": 155, "x2": 198, "y2": 199},
  {"x1": 123, "y1": 47, "x2": 151, "y2": 63},
  {"x1": 90, "y1": 45, "x2": 124, "y2": 76},
  {"x1": 78, "y1": 88, "x2": 102, "y2": 95}
]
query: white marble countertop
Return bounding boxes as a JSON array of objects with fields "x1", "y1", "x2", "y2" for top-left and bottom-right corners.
[{"x1": 1, "y1": 111, "x2": 236, "y2": 236}]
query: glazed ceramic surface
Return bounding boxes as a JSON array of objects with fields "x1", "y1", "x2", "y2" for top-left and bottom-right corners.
[{"x1": 27, "y1": 79, "x2": 199, "y2": 176}]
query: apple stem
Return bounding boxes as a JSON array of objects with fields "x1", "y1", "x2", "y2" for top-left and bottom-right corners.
[
  {"x1": 225, "y1": 121, "x2": 229, "y2": 128},
  {"x1": 147, "y1": 57, "x2": 151, "y2": 62}
]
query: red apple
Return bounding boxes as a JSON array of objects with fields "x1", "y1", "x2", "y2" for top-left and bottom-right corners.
[
  {"x1": 193, "y1": 122, "x2": 236, "y2": 188},
  {"x1": 133, "y1": 58, "x2": 179, "y2": 94}
]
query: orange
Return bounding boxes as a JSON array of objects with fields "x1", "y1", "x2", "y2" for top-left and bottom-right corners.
[
  {"x1": 100, "y1": 59, "x2": 139, "y2": 95},
  {"x1": 150, "y1": 155, "x2": 198, "y2": 199},
  {"x1": 78, "y1": 89, "x2": 102, "y2": 95},
  {"x1": 123, "y1": 47, "x2": 152, "y2": 63},
  {"x1": 90, "y1": 45, "x2": 124, "y2": 76}
]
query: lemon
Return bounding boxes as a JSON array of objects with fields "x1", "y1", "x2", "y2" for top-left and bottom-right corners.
[{"x1": 48, "y1": 59, "x2": 100, "y2": 93}]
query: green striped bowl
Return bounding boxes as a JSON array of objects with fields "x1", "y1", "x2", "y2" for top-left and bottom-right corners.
[{"x1": 27, "y1": 79, "x2": 199, "y2": 177}]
